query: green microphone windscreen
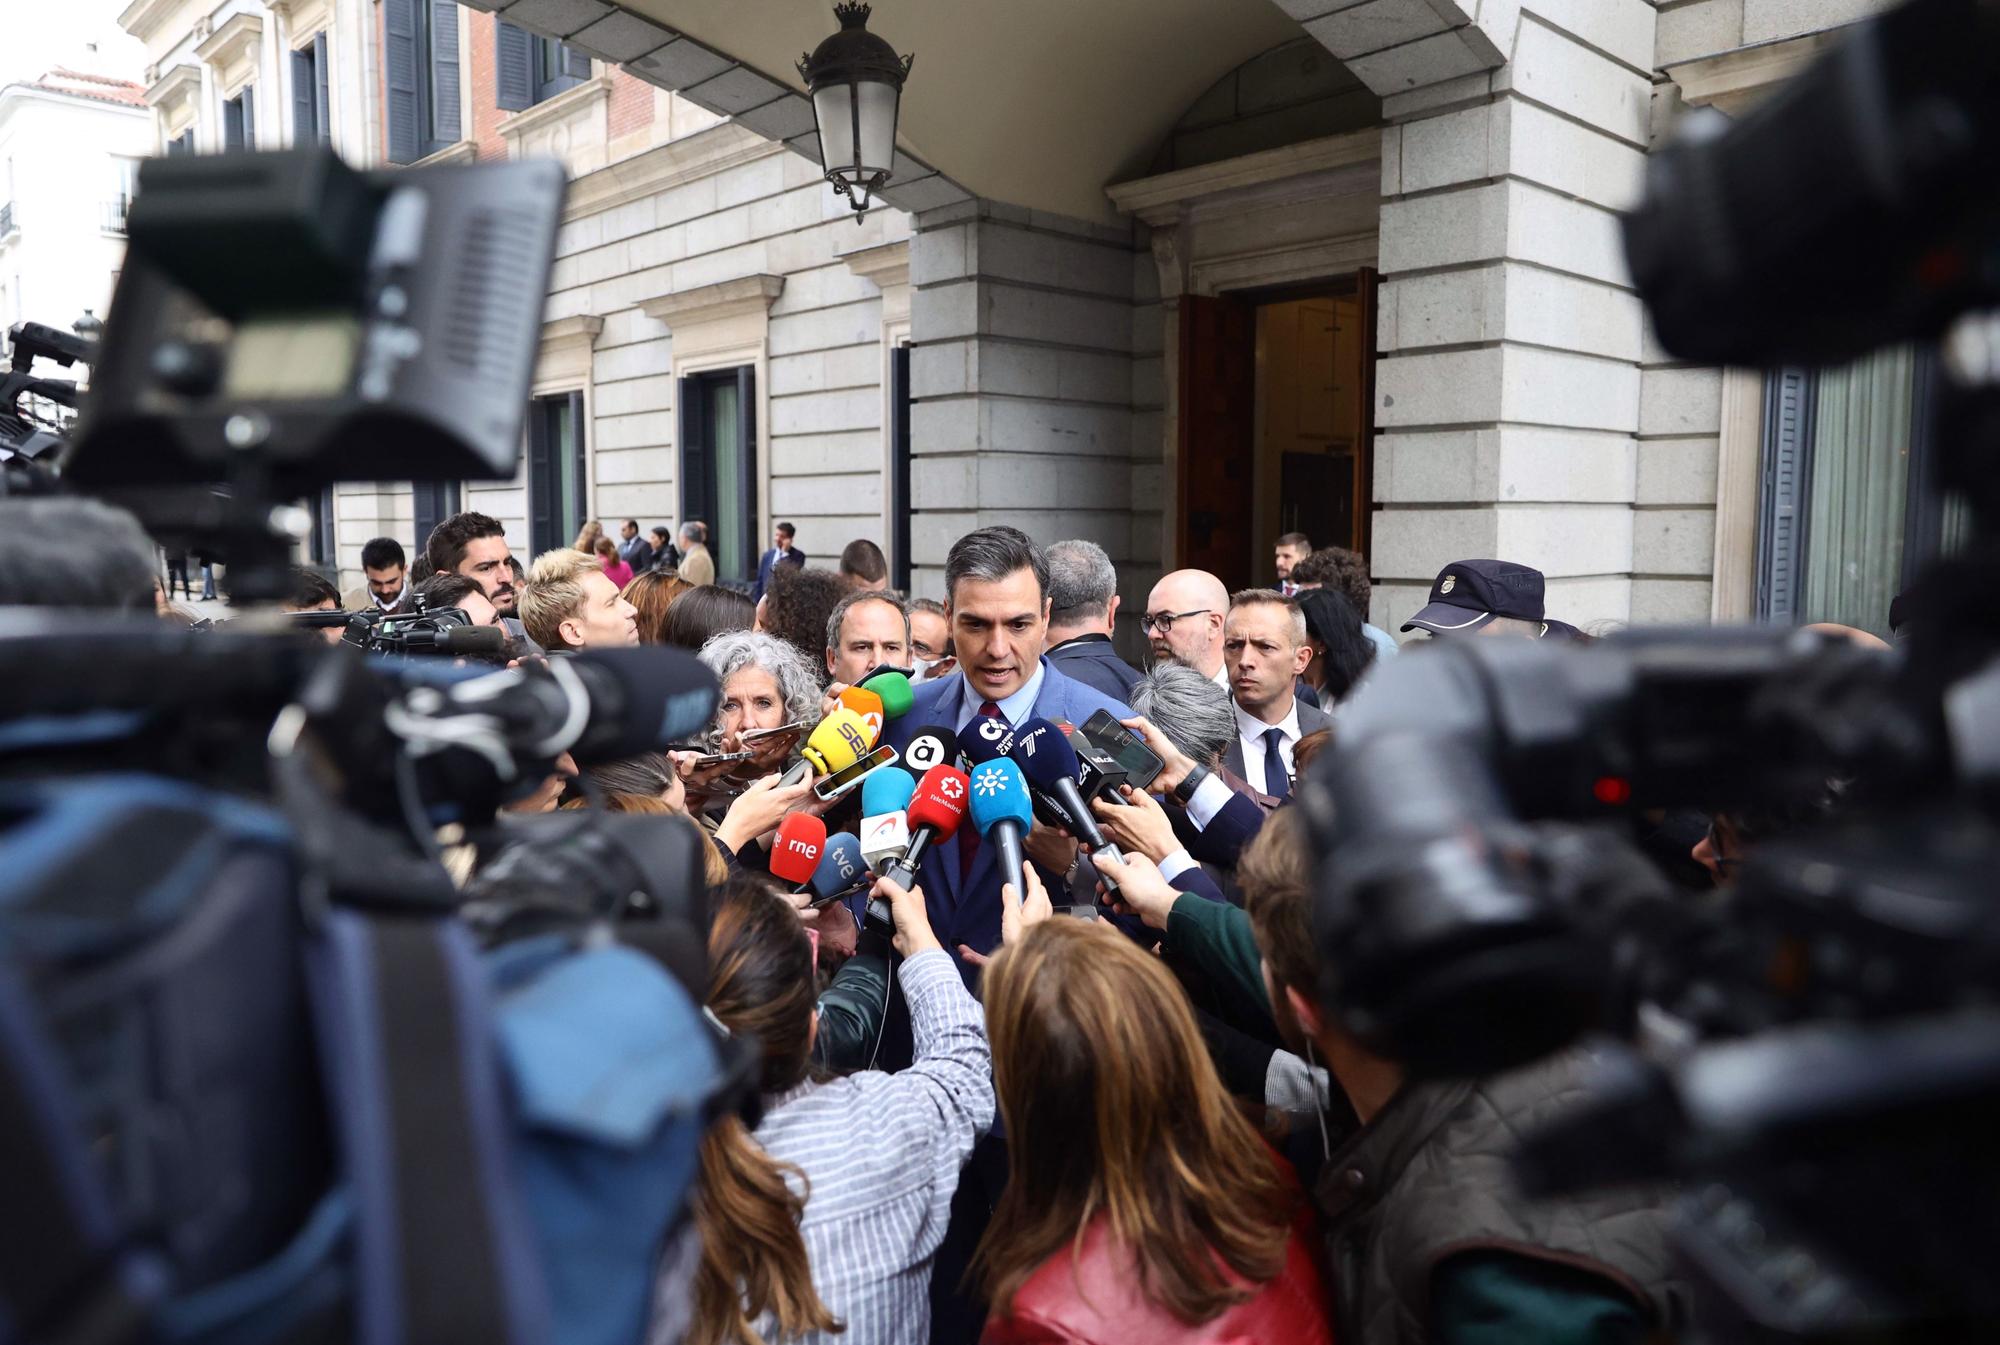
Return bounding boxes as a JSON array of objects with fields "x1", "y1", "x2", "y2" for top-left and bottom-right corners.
[{"x1": 860, "y1": 669, "x2": 915, "y2": 720}]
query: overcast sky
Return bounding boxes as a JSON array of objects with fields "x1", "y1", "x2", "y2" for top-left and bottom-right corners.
[{"x1": 0, "y1": 0, "x2": 146, "y2": 89}]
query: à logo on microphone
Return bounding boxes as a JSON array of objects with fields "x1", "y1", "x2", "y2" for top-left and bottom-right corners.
[{"x1": 908, "y1": 734, "x2": 946, "y2": 770}]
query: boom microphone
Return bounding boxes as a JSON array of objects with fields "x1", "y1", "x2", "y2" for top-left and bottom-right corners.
[
  {"x1": 868, "y1": 763, "x2": 969, "y2": 934},
  {"x1": 416, "y1": 644, "x2": 719, "y2": 767},
  {"x1": 968, "y1": 757, "x2": 1033, "y2": 898},
  {"x1": 768, "y1": 813, "x2": 828, "y2": 891}
]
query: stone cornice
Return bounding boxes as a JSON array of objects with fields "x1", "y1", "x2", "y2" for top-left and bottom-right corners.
[
  {"x1": 143, "y1": 63, "x2": 202, "y2": 110},
  {"x1": 1664, "y1": 31, "x2": 1838, "y2": 117},
  {"x1": 839, "y1": 240, "x2": 909, "y2": 292},
  {"x1": 640, "y1": 274, "x2": 783, "y2": 330},
  {"x1": 498, "y1": 74, "x2": 612, "y2": 144},
  {"x1": 195, "y1": 11, "x2": 264, "y2": 68},
  {"x1": 543, "y1": 314, "x2": 606, "y2": 347},
  {"x1": 120, "y1": 0, "x2": 188, "y2": 42},
  {"x1": 563, "y1": 121, "x2": 779, "y2": 222},
  {"x1": 410, "y1": 138, "x2": 477, "y2": 168},
  {"x1": 1106, "y1": 128, "x2": 1382, "y2": 226}
]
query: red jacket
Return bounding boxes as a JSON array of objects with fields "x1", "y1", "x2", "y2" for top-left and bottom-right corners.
[{"x1": 981, "y1": 1205, "x2": 1335, "y2": 1345}]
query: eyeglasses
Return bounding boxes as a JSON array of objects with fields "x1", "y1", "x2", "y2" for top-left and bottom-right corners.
[{"x1": 1140, "y1": 608, "x2": 1212, "y2": 635}]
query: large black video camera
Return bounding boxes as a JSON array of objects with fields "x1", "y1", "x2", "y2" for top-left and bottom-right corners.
[
  {"x1": 0, "y1": 144, "x2": 742, "y2": 1345},
  {"x1": 1303, "y1": 0, "x2": 2000, "y2": 1339}
]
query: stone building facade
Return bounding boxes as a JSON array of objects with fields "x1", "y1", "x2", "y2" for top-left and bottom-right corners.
[{"x1": 120, "y1": 0, "x2": 1923, "y2": 640}]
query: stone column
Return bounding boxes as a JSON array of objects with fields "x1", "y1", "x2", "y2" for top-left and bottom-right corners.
[
  {"x1": 1356, "y1": 1, "x2": 1660, "y2": 634},
  {"x1": 906, "y1": 201, "x2": 1151, "y2": 607}
]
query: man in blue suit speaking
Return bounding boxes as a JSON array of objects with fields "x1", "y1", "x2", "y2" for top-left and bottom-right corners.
[{"x1": 880, "y1": 526, "x2": 1133, "y2": 969}]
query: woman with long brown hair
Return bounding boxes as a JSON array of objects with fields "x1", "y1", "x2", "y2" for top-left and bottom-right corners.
[
  {"x1": 692, "y1": 872, "x2": 995, "y2": 1345},
  {"x1": 977, "y1": 920, "x2": 1334, "y2": 1344},
  {"x1": 623, "y1": 569, "x2": 693, "y2": 645}
]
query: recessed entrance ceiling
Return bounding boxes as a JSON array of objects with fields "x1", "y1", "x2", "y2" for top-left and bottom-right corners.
[{"x1": 617, "y1": 0, "x2": 1306, "y2": 223}]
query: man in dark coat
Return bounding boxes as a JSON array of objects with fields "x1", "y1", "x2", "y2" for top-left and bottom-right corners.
[{"x1": 1041, "y1": 538, "x2": 1142, "y2": 702}]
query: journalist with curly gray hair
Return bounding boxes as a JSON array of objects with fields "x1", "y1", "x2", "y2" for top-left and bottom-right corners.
[{"x1": 697, "y1": 629, "x2": 824, "y2": 773}]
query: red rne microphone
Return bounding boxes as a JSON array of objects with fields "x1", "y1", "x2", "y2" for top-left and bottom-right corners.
[
  {"x1": 769, "y1": 812, "x2": 828, "y2": 891},
  {"x1": 868, "y1": 764, "x2": 969, "y2": 934}
]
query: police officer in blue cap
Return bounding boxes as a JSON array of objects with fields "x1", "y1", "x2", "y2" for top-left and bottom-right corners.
[{"x1": 1401, "y1": 559, "x2": 1583, "y2": 640}]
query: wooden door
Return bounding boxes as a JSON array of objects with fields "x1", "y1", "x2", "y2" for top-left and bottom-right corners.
[{"x1": 1178, "y1": 294, "x2": 1258, "y2": 590}]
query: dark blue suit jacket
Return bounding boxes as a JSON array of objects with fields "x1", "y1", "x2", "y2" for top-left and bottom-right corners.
[
  {"x1": 879, "y1": 658, "x2": 1133, "y2": 968},
  {"x1": 1045, "y1": 633, "x2": 1142, "y2": 702},
  {"x1": 1170, "y1": 787, "x2": 1268, "y2": 871},
  {"x1": 753, "y1": 546, "x2": 805, "y2": 600}
]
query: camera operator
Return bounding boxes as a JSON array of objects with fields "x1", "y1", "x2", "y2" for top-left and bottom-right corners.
[
  {"x1": 688, "y1": 871, "x2": 994, "y2": 1345},
  {"x1": 0, "y1": 497, "x2": 157, "y2": 611},
  {"x1": 341, "y1": 536, "x2": 413, "y2": 617},
  {"x1": 1239, "y1": 810, "x2": 1681, "y2": 1345},
  {"x1": 518, "y1": 547, "x2": 639, "y2": 652},
  {"x1": 282, "y1": 566, "x2": 344, "y2": 645}
]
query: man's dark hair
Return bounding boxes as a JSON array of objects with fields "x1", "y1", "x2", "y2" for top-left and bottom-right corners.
[
  {"x1": 425, "y1": 511, "x2": 505, "y2": 575},
  {"x1": 777, "y1": 521, "x2": 796, "y2": 540},
  {"x1": 0, "y1": 498, "x2": 157, "y2": 611},
  {"x1": 838, "y1": 537, "x2": 887, "y2": 585},
  {"x1": 1293, "y1": 546, "x2": 1372, "y2": 618},
  {"x1": 1277, "y1": 531, "x2": 1312, "y2": 552},
  {"x1": 1294, "y1": 588, "x2": 1376, "y2": 705},
  {"x1": 944, "y1": 526, "x2": 1046, "y2": 605},
  {"x1": 624, "y1": 518, "x2": 639, "y2": 531},
  {"x1": 286, "y1": 566, "x2": 340, "y2": 610},
  {"x1": 419, "y1": 571, "x2": 481, "y2": 612},
  {"x1": 762, "y1": 565, "x2": 847, "y2": 679},
  {"x1": 360, "y1": 536, "x2": 406, "y2": 572},
  {"x1": 825, "y1": 588, "x2": 910, "y2": 654}
]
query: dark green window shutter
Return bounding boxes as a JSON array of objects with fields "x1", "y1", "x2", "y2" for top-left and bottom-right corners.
[
  {"x1": 431, "y1": 0, "x2": 462, "y2": 143},
  {"x1": 384, "y1": 0, "x2": 420, "y2": 164},
  {"x1": 314, "y1": 33, "x2": 331, "y2": 145},
  {"x1": 1757, "y1": 367, "x2": 1816, "y2": 621},
  {"x1": 496, "y1": 21, "x2": 533, "y2": 112},
  {"x1": 291, "y1": 47, "x2": 315, "y2": 141}
]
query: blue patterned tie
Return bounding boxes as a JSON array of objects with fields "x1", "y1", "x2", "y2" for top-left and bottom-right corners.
[{"x1": 1264, "y1": 726, "x2": 1291, "y2": 801}]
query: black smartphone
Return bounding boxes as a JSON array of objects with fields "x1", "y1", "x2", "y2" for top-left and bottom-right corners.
[
  {"x1": 740, "y1": 721, "x2": 803, "y2": 745},
  {"x1": 1077, "y1": 708, "x2": 1163, "y2": 792},
  {"x1": 812, "y1": 744, "x2": 900, "y2": 801},
  {"x1": 688, "y1": 749, "x2": 754, "y2": 769}
]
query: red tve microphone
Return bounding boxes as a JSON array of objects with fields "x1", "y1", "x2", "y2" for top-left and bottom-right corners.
[
  {"x1": 769, "y1": 812, "x2": 829, "y2": 891},
  {"x1": 867, "y1": 764, "x2": 969, "y2": 935}
]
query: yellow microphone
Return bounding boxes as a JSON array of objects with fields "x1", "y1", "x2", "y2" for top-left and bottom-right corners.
[{"x1": 780, "y1": 707, "x2": 876, "y2": 786}]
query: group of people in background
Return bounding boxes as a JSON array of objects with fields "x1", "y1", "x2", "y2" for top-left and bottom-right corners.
[{"x1": 91, "y1": 490, "x2": 1700, "y2": 1345}]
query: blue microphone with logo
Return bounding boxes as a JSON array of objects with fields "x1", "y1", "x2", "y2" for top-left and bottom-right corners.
[
  {"x1": 1006, "y1": 716, "x2": 1123, "y2": 895},
  {"x1": 967, "y1": 757, "x2": 1034, "y2": 896},
  {"x1": 959, "y1": 711, "x2": 1017, "y2": 768},
  {"x1": 807, "y1": 830, "x2": 868, "y2": 908},
  {"x1": 859, "y1": 766, "x2": 916, "y2": 872}
]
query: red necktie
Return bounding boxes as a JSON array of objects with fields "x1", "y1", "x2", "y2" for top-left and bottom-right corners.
[{"x1": 960, "y1": 700, "x2": 1002, "y2": 881}]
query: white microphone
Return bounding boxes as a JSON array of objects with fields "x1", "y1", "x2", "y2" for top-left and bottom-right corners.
[{"x1": 860, "y1": 809, "x2": 911, "y2": 873}]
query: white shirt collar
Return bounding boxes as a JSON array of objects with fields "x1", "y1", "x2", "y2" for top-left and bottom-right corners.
[
  {"x1": 957, "y1": 657, "x2": 1048, "y2": 731},
  {"x1": 1209, "y1": 660, "x2": 1230, "y2": 690},
  {"x1": 1235, "y1": 695, "x2": 1300, "y2": 745},
  {"x1": 373, "y1": 584, "x2": 406, "y2": 610}
]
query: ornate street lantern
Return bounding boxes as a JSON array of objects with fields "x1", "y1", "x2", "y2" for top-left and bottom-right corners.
[{"x1": 797, "y1": 3, "x2": 912, "y2": 219}]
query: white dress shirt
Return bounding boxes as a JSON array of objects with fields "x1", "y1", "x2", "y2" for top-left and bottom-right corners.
[
  {"x1": 954, "y1": 658, "x2": 1046, "y2": 733},
  {"x1": 1234, "y1": 698, "x2": 1302, "y2": 796}
]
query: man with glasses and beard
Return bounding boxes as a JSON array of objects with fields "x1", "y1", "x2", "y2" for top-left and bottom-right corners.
[{"x1": 1143, "y1": 569, "x2": 1230, "y2": 688}]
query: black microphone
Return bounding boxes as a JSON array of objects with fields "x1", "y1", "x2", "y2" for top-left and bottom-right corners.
[
  {"x1": 429, "y1": 645, "x2": 719, "y2": 765},
  {"x1": 1006, "y1": 717, "x2": 1124, "y2": 895},
  {"x1": 900, "y1": 723, "x2": 960, "y2": 777}
]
